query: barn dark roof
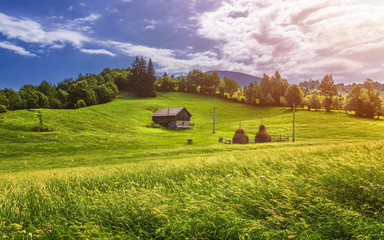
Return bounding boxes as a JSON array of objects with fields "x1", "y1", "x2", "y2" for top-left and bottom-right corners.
[{"x1": 152, "y1": 107, "x2": 191, "y2": 117}]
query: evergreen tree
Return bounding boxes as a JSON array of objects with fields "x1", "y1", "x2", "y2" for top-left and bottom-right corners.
[
  {"x1": 130, "y1": 56, "x2": 147, "y2": 96},
  {"x1": 270, "y1": 71, "x2": 289, "y2": 105},
  {"x1": 146, "y1": 58, "x2": 156, "y2": 97},
  {"x1": 130, "y1": 56, "x2": 156, "y2": 97}
]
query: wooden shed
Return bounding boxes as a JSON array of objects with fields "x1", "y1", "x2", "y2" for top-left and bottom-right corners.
[{"x1": 152, "y1": 107, "x2": 192, "y2": 129}]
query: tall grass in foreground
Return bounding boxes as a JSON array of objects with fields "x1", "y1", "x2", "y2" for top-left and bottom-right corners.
[{"x1": 1, "y1": 140, "x2": 384, "y2": 239}]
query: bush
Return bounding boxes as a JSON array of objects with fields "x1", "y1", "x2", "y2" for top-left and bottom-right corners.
[
  {"x1": 74, "y1": 100, "x2": 87, "y2": 109},
  {"x1": 0, "y1": 105, "x2": 7, "y2": 113}
]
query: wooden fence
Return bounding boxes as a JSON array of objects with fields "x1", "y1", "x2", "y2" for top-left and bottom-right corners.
[
  {"x1": 219, "y1": 135, "x2": 289, "y2": 144},
  {"x1": 271, "y1": 135, "x2": 289, "y2": 142}
]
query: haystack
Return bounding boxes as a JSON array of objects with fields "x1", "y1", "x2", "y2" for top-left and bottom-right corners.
[
  {"x1": 255, "y1": 124, "x2": 271, "y2": 143},
  {"x1": 232, "y1": 127, "x2": 249, "y2": 144}
]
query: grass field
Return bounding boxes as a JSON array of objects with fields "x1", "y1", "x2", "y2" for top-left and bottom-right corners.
[{"x1": 1, "y1": 92, "x2": 384, "y2": 239}]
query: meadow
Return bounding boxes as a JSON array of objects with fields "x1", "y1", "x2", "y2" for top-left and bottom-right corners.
[{"x1": 1, "y1": 92, "x2": 384, "y2": 239}]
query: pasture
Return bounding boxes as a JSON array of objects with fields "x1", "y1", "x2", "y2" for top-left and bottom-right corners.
[{"x1": 1, "y1": 92, "x2": 384, "y2": 239}]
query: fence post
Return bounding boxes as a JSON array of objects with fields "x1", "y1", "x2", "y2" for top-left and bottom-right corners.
[
  {"x1": 293, "y1": 102, "x2": 295, "y2": 143},
  {"x1": 213, "y1": 106, "x2": 215, "y2": 134}
]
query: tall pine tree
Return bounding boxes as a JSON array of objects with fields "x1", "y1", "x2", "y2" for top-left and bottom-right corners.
[
  {"x1": 130, "y1": 56, "x2": 156, "y2": 97},
  {"x1": 146, "y1": 58, "x2": 156, "y2": 97}
]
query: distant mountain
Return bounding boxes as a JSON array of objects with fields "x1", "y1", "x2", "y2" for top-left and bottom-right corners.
[{"x1": 207, "y1": 70, "x2": 262, "y2": 87}]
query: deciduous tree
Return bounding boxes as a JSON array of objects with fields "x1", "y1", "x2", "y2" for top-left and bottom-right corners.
[
  {"x1": 285, "y1": 85, "x2": 304, "y2": 108},
  {"x1": 223, "y1": 77, "x2": 239, "y2": 98},
  {"x1": 319, "y1": 74, "x2": 337, "y2": 112}
]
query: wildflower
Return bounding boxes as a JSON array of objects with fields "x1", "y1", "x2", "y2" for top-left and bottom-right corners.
[
  {"x1": 48, "y1": 226, "x2": 50, "y2": 229},
  {"x1": 192, "y1": 237, "x2": 195, "y2": 240},
  {"x1": 94, "y1": 215, "x2": 97, "y2": 217},
  {"x1": 3, "y1": 235, "x2": 7, "y2": 238},
  {"x1": 48, "y1": 230, "x2": 51, "y2": 233},
  {"x1": 36, "y1": 232, "x2": 39, "y2": 234}
]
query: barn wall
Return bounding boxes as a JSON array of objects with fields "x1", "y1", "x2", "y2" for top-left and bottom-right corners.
[{"x1": 176, "y1": 109, "x2": 191, "y2": 121}]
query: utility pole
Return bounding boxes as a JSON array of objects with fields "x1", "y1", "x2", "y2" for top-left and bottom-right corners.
[
  {"x1": 213, "y1": 106, "x2": 215, "y2": 134},
  {"x1": 293, "y1": 102, "x2": 295, "y2": 143}
]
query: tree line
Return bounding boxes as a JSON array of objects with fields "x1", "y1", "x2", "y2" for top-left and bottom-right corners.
[
  {"x1": 0, "y1": 69, "x2": 121, "y2": 112},
  {"x1": 154, "y1": 70, "x2": 384, "y2": 119},
  {"x1": 0, "y1": 57, "x2": 382, "y2": 119},
  {"x1": 0, "y1": 56, "x2": 156, "y2": 113}
]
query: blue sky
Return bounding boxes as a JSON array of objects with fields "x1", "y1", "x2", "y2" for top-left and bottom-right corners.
[{"x1": 1, "y1": 0, "x2": 384, "y2": 89}]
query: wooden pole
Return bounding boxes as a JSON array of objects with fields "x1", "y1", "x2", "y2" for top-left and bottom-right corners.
[
  {"x1": 213, "y1": 106, "x2": 215, "y2": 134},
  {"x1": 293, "y1": 102, "x2": 295, "y2": 143}
]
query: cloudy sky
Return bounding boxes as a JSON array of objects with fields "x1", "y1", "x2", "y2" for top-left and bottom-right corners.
[{"x1": 0, "y1": 0, "x2": 384, "y2": 89}]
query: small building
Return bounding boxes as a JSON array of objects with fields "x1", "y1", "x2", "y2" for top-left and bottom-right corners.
[{"x1": 152, "y1": 107, "x2": 192, "y2": 129}]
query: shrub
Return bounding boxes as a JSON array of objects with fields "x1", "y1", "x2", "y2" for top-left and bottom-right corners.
[
  {"x1": 0, "y1": 105, "x2": 7, "y2": 113},
  {"x1": 74, "y1": 99, "x2": 87, "y2": 109},
  {"x1": 37, "y1": 110, "x2": 43, "y2": 128}
]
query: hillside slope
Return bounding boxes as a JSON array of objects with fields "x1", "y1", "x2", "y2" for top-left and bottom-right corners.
[
  {"x1": 1, "y1": 92, "x2": 384, "y2": 239},
  {"x1": 1, "y1": 92, "x2": 383, "y2": 173}
]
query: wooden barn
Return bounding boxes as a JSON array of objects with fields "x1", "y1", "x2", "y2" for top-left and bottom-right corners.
[{"x1": 152, "y1": 107, "x2": 192, "y2": 129}]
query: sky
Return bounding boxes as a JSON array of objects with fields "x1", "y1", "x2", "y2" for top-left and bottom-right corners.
[{"x1": 0, "y1": 0, "x2": 384, "y2": 89}]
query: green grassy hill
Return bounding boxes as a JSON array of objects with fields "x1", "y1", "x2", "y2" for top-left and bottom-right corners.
[{"x1": 1, "y1": 92, "x2": 384, "y2": 239}]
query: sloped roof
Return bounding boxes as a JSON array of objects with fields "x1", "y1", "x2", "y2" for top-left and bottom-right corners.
[{"x1": 152, "y1": 107, "x2": 191, "y2": 117}]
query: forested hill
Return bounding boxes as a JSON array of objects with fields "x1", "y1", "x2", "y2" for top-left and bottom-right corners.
[{"x1": 207, "y1": 70, "x2": 261, "y2": 87}]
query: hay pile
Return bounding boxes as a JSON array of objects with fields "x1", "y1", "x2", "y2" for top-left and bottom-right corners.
[
  {"x1": 255, "y1": 124, "x2": 271, "y2": 143},
  {"x1": 232, "y1": 127, "x2": 249, "y2": 144}
]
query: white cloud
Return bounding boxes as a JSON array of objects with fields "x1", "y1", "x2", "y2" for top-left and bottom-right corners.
[
  {"x1": 54, "y1": 13, "x2": 101, "y2": 34},
  {"x1": 0, "y1": 12, "x2": 89, "y2": 48},
  {"x1": 107, "y1": 41, "x2": 174, "y2": 59},
  {"x1": 50, "y1": 43, "x2": 66, "y2": 49},
  {"x1": 0, "y1": 41, "x2": 36, "y2": 56},
  {"x1": 144, "y1": 19, "x2": 159, "y2": 31},
  {"x1": 121, "y1": 0, "x2": 132, "y2": 2},
  {"x1": 80, "y1": 48, "x2": 116, "y2": 56},
  {"x1": 73, "y1": 14, "x2": 101, "y2": 23},
  {"x1": 106, "y1": 8, "x2": 118, "y2": 13},
  {"x1": 145, "y1": 25, "x2": 155, "y2": 30},
  {"x1": 68, "y1": 5, "x2": 74, "y2": 11},
  {"x1": 193, "y1": 0, "x2": 384, "y2": 83},
  {"x1": 106, "y1": 40, "x2": 253, "y2": 74}
]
